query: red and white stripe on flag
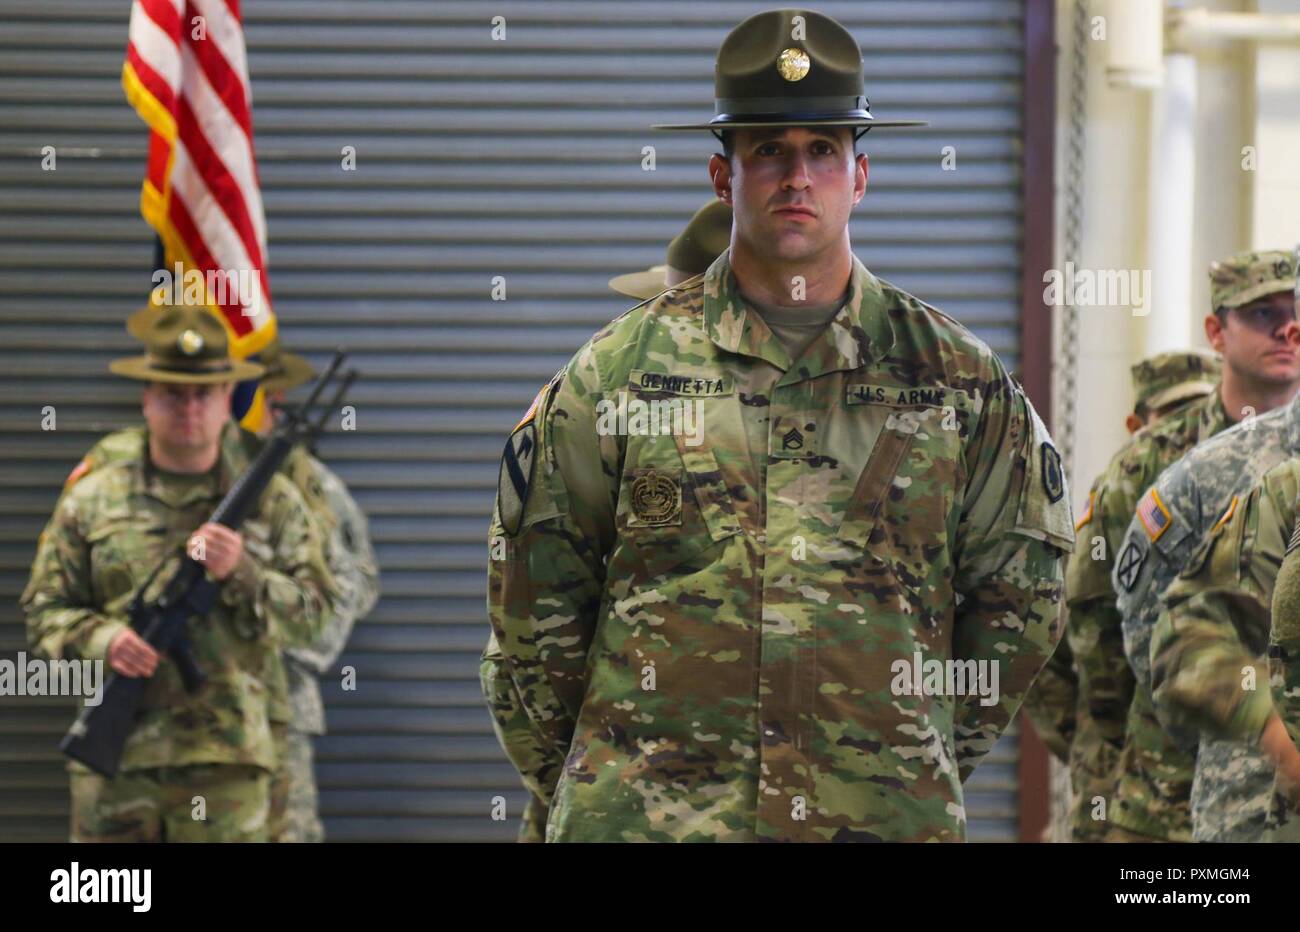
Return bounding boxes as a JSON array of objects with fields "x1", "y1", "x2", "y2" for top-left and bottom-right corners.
[{"x1": 122, "y1": 0, "x2": 276, "y2": 359}]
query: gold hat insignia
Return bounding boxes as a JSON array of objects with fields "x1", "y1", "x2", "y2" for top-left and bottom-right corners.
[
  {"x1": 776, "y1": 48, "x2": 811, "y2": 82},
  {"x1": 177, "y1": 329, "x2": 205, "y2": 356}
]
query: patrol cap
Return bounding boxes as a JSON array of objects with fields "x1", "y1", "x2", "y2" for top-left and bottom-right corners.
[
  {"x1": 652, "y1": 9, "x2": 926, "y2": 133},
  {"x1": 1209, "y1": 249, "x2": 1297, "y2": 312},
  {"x1": 609, "y1": 201, "x2": 733, "y2": 300},
  {"x1": 110, "y1": 304, "x2": 264, "y2": 385},
  {"x1": 1130, "y1": 350, "x2": 1221, "y2": 415}
]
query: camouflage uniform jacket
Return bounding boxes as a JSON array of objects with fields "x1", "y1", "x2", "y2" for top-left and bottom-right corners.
[
  {"x1": 22, "y1": 423, "x2": 333, "y2": 772},
  {"x1": 60, "y1": 426, "x2": 378, "y2": 736},
  {"x1": 1065, "y1": 390, "x2": 1230, "y2": 840},
  {"x1": 1152, "y1": 454, "x2": 1300, "y2": 801},
  {"x1": 1115, "y1": 396, "x2": 1298, "y2": 841},
  {"x1": 484, "y1": 249, "x2": 1074, "y2": 842},
  {"x1": 259, "y1": 440, "x2": 379, "y2": 736}
]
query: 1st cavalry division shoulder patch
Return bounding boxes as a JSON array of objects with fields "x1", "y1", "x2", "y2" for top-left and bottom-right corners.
[{"x1": 496, "y1": 376, "x2": 558, "y2": 536}]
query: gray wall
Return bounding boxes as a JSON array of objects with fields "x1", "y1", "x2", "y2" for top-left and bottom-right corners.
[{"x1": 0, "y1": 0, "x2": 1028, "y2": 841}]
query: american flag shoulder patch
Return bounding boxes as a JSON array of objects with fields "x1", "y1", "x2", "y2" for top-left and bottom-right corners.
[
  {"x1": 1074, "y1": 492, "x2": 1094, "y2": 532},
  {"x1": 1211, "y1": 495, "x2": 1239, "y2": 536},
  {"x1": 1136, "y1": 487, "x2": 1172, "y2": 542}
]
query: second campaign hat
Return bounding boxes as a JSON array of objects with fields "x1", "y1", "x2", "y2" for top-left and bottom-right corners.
[
  {"x1": 609, "y1": 201, "x2": 733, "y2": 300},
  {"x1": 111, "y1": 305, "x2": 264, "y2": 384},
  {"x1": 653, "y1": 9, "x2": 926, "y2": 132}
]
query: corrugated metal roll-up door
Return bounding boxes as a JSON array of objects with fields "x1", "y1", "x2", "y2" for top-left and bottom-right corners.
[{"x1": 0, "y1": 0, "x2": 1027, "y2": 841}]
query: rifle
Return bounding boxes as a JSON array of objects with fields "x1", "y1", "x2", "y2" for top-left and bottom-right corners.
[{"x1": 60, "y1": 350, "x2": 352, "y2": 777}]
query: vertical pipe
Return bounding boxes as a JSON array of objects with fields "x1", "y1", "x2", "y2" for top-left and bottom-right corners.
[{"x1": 1144, "y1": 53, "x2": 1198, "y2": 356}]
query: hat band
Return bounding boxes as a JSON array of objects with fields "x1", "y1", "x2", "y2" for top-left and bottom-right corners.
[
  {"x1": 145, "y1": 354, "x2": 235, "y2": 374},
  {"x1": 715, "y1": 94, "x2": 867, "y2": 116},
  {"x1": 709, "y1": 108, "x2": 874, "y2": 127}
]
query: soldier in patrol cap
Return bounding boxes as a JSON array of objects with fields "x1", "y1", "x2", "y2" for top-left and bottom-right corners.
[
  {"x1": 609, "y1": 201, "x2": 734, "y2": 301},
  {"x1": 482, "y1": 8, "x2": 1073, "y2": 842},
  {"x1": 1138, "y1": 250, "x2": 1300, "y2": 843},
  {"x1": 22, "y1": 304, "x2": 333, "y2": 841},
  {"x1": 74, "y1": 305, "x2": 378, "y2": 843},
  {"x1": 1068, "y1": 250, "x2": 1300, "y2": 844},
  {"x1": 1024, "y1": 351, "x2": 1220, "y2": 772}
]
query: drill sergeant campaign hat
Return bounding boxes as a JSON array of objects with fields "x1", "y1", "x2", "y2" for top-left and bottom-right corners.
[
  {"x1": 256, "y1": 340, "x2": 316, "y2": 395},
  {"x1": 111, "y1": 304, "x2": 264, "y2": 385},
  {"x1": 1130, "y1": 350, "x2": 1221, "y2": 416},
  {"x1": 128, "y1": 302, "x2": 312, "y2": 393},
  {"x1": 652, "y1": 8, "x2": 927, "y2": 135},
  {"x1": 1209, "y1": 249, "x2": 1297, "y2": 312},
  {"x1": 609, "y1": 201, "x2": 734, "y2": 300}
]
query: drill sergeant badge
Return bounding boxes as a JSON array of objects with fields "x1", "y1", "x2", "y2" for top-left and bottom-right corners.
[{"x1": 629, "y1": 467, "x2": 682, "y2": 527}]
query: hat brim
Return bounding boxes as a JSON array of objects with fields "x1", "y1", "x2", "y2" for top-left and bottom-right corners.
[
  {"x1": 652, "y1": 117, "x2": 928, "y2": 131},
  {"x1": 609, "y1": 267, "x2": 670, "y2": 300},
  {"x1": 110, "y1": 356, "x2": 266, "y2": 385},
  {"x1": 1220, "y1": 279, "x2": 1297, "y2": 310},
  {"x1": 125, "y1": 304, "x2": 158, "y2": 340},
  {"x1": 261, "y1": 352, "x2": 316, "y2": 394},
  {"x1": 1146, "y1": 380, "x2": 1218, "y2": 413}
]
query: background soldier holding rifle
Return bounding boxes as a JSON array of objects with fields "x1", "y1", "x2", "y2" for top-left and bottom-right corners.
[{"x1": 21, "y1": 305, "x2": 334, "y2": 842}]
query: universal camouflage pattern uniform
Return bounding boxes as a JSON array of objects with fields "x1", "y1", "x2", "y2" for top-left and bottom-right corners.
[
  {"x1": 274, "y1": 444, "x2": 379, "y2": 842},
  {"x1": 1153, "y1": 455, "x2": 1300, "y2": 840},
  {"x1": 1066, "y1": 375, "x2": 1231, "y2": 841},
  {"x1": 1113, "y1": 395, "x2": 1300, "y2": 841},
  {"x1": 22, "y1": 422, "x2": 333, "y2": 841},
  {"x1": 65, "y1": 425, "x2": 379, "y2": 842},
  {"x1": 483, "y1": 247, "x2": 1074, "y2": 842},
  {"x1": 1266, "y1": 505, "x2": 1300, "y2": 841},
  {"x1": 1111, "y1": 252, "x2": 1298, "y2": 842},
  {"x1": 1021, "y1": 351, "x2": 1219, "y2": 766}
]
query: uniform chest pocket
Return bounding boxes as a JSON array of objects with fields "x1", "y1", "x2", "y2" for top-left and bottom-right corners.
[
  {"x1": 613, "y1": 431, "x2": 742, "y2": 580},
  {"x1": 835, "y1": 404, "x2": 963, "y2": 598},
  {"x1": 85, "y1": 518, "x2": 171, "y2": 605}
]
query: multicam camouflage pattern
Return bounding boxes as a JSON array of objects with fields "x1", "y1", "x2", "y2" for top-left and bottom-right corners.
[
  {"x1": 1209, "y1": 249, "x2": 1297, "y2": 311},
  {"x1": 1022, "y1": 630, "x2": 1076, "y2": 763},
  {"x1": 1065, "y1": 390, "x2": 1231, "y2": 841},
  {"x1": 1114, "y1": 396, "x2": 1300, "y2": 842},
  {"x1": 21, "y1": 422, "x2": 333, "y2": 773},
  {"x1": 483, "y1": 248, "x2": 1073, "y2": 842},
  {"x1": 1021, "y1": 353, "x2": 1216, "y2": 774},
  {"x1": 1129, "y1": 350, "x2": 1220, "y2": 414},
  {"x1": 70, "y1": 762, "x2": 272, "y2": 842},
  {"x1": 57, "y1": 425, "x2": 378, "y2": 840}
]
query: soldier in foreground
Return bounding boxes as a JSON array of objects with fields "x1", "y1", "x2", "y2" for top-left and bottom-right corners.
[
  {"x1": 21, "y1": 306, "x2": 332, "y2": 841},
  {"x1": 483, "y1": 9, "x2": 1072, "y2": 842},
  {"x1": 1094, "y1": 252, "x2": 1299, "y2": 842},
  {"x1": 1023, "y1": 352, "x2": 1221, "y2": 767},
  {"x1": 505, "y1": 199, "x2": 735, "y2": 843}
]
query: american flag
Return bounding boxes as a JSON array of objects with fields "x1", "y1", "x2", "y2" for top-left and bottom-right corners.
[
  {"x1": 121, "y1": 0, "x2": 276, "y2": 364},
  {"x1": 1136, "y1": 487, "x2": 1171, "y2": 542}
]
